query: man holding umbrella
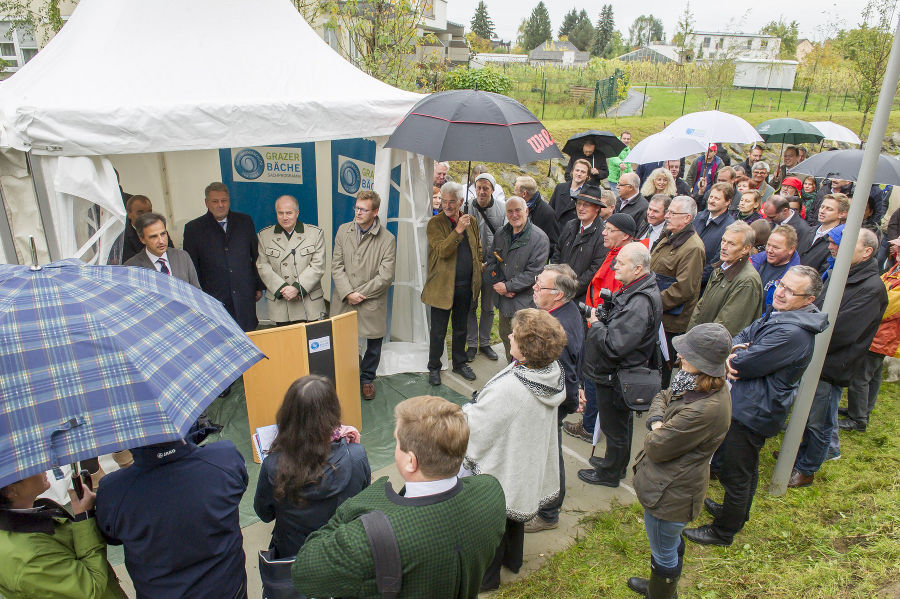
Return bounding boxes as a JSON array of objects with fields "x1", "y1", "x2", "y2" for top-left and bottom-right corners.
[
  {"x1": 563, "y1": 131, "x2": 626, "y2": 186},
  {"x1": 422, "y1": 182, "x2": 481, "y2": 385}
]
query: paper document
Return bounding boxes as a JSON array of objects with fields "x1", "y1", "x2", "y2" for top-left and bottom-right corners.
[{"x1": 252, "y1": 424, "x2": 279, "y2": 460}]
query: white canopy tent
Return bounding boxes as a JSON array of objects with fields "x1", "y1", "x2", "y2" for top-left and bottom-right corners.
[{"x1": 0, "y1": 0, "x2": 437, "y2": 367}]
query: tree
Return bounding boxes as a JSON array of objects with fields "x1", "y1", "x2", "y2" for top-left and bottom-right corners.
[
  {"x1": 760, "y1": 19, "x2": 800, "y2": 59},
  {"x1": 672, "y1": 2, "x2": 694, "y2": 61},
  {"x1": 569, "y1": 10, "x2": 594, "y2": 51},
  {"x1": 470, "y1": 1, "x2": 495, "y2": 41},
  {"x1": 559, "y1": 8, "x2": 578, "y2": 38},
  {"x1": 591, "y1": 5, "x2": 615, "y2": 57},
  {"x1": 0, "y1": 0, "x2": 64, "y2": 43},
  {"x1": 521, "y1": 1, "x2": 552, "y2": 51},
  {"x1": 320, "y1": 0, "x2": 433, "y2": 89},
  {"x1": 627, "y1": 15, "x2": 664, "y2": 48},
  {"x1": 603, "y1": 30, "x2": 628, "y2": 58},
  {"x1": 836, "y1": 0, "x2": 898, "y2": 135},
  {"x1": 465, "y1": 31, "x2": 492, "y2": 53}
]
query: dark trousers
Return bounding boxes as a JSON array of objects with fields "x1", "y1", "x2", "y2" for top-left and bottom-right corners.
[
  {"x1": 661, "y1": 330, "x2": 678, "y2": 389},
  {"x1": 711, "y1": 420, "x2": 766, "y2": 540},
  {"x1": 359, "y1": 337, "x2": 384, "y2": 384},
  {"x1": 428, "y1": 285, "x2": 472, "y2": 371},
  {"x1": 582, "y1": 377, "x2": 598, "y2": 434},
  {"x1": 538, "y1": 414, "x2": 565, "y2": 523},
  {"x1": 481, "y1": 518, "x2": 524, "y2": 590},
  {"x1": 846, "y1": 351, "x2": 885, "y2": 423},
  {"x1": 595, "y1": 381, "x2": 633, "y2": 474}
]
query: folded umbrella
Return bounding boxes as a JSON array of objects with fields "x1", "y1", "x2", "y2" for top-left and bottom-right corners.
[
  {"x1": 0, "y1": 259, "x2": 265, "y2": 489},
  {"x1": 789, "y1": 149, "x2": 900, "y2": 185}
]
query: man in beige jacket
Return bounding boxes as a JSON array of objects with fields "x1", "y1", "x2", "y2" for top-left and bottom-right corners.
[
  {"x1": 256, "y1": 195, "x2": 327, "y2": 325},
  {"x1": 331, "y1": 190, "x2": 396, "y2": 400}
]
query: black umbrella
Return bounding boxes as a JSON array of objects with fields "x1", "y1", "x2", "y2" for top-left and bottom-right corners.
[
  {"x1": 384, "y1": 89, "x2": 563, "y2": 165},
  {"x1": 789, "y1": 149, "x2": 900, "y2": 185},
  {"x1": 561, "y1": 130, "x2": 626, "y2": 158}
]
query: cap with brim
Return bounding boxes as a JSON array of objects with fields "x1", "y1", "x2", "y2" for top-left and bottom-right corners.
[
  {"x1": 605, "y1": 213, "x2": 637, "y2": 238},
  {"x1": 672, "y1": 322, "x2": 733, "y2": 377},
  {"x1": 575, "y1": 185, "x2": 606, "y2": 206}
]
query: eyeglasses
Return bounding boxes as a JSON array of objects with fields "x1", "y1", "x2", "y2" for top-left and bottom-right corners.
[
  {"x1": 354, "y1": 206, "x2": 373, "y2": 213},
  {"x1": 665, "y1": 210, "x2": 689, "y2": 216},
  {"x1": 533, "y1": 276, "x2": 558, "y2": 292},
  {"x1": 774, "y1": 280, "x2": 810, "y2": 298}
]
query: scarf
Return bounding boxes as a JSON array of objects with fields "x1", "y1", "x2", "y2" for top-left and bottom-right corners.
[{"x1": 670, "y1": 370, "x2": 698, "y2": 396}]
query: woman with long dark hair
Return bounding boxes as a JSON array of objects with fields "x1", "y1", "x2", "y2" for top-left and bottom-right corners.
[{"x1": 254, "y1": 375, "x2": 370, "y2": 560}]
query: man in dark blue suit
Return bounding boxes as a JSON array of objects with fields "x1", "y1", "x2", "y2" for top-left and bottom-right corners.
[{"x1": 183, "y1": 182, "x2": 265, "y2": 332}]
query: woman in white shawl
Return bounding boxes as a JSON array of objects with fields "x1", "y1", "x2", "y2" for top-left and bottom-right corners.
[{"x1": 463, "y1": 308, "x2": 567, "y2": 591}]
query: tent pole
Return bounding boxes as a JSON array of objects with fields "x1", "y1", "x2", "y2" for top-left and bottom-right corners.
[
  {"x1": 769, "y1": 16, "x2": 900, "y2": 496},
  {"x1": 0, "y1": 183, "x2": 17, "y2": 263},
  {"x1": 157, "y1": 153, "x2": 176, "y2": 229},
  {"x1": 26, "y1": 152, "x2": 61, "y2": 262}
]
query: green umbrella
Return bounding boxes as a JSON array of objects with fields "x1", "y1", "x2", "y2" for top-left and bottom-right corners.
[{"x1": 755, "y1": 118, "x2": 825, "y2": 144}]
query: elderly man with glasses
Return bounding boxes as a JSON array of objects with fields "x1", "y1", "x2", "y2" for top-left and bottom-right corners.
[{"x1": 614, "y1": 172, "x2": 649, "y2": 234}]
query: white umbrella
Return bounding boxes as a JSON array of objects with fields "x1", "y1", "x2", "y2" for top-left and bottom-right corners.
[
  {"x1": 662, "y1": 110, "x2": 764, "y2": 146},
  {"x1": 625, "y1": 132, "x2": 708, "y2": 165},
  {"x1": 810, "y1": 121, "x2": 862, "y2": 145}
]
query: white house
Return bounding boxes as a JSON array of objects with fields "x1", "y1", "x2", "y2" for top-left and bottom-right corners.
[
  {"x1": 684, "y1": 31, "x2": 781, "y2": 61},
  {"x1": 0, "y1": 23, "x2": 38, "y2": 77}
]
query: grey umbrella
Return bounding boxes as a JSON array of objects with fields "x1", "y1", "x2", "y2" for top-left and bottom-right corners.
[{"x1": 789, "y1": 149, "x2": 900, "y2": 185}]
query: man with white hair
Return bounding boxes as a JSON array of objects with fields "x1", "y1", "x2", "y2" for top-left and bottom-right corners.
[
  {"x1": 422, "y1": 182, "x2": 482, "y2": 385},
  {"x1": 433, "y1": 161, "x2": 451, "y2": 187},
  {"x1": 614, "y1": 172, "x2": 649, "y2": 234},
  {"x1": 751, "y1": 162, "x2": 775, "y2": 202}
]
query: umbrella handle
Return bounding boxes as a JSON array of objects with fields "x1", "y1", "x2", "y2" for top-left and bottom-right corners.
[{"x1": 50, "y1": 417, "x2": 85, "y2": 472}]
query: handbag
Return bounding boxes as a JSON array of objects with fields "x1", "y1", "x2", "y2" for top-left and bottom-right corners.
[
  {"x1": 258, "y1": 548, "x2": 303, "y2": 599},
  {"x1": 615, "y1": 366, "x2": 661, "y2": 412}
]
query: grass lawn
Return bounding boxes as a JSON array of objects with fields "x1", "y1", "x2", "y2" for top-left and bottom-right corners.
[
  {"x1": 491, "y1": 382, "x2": 900, "y2": 598},
  {"x1": 638, "y1": 86, "x2": 852, "y2": 119}
]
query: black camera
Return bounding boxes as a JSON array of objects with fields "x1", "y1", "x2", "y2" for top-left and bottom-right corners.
[{"x1": 577, "y1": 289, "x2": 612, "y2": 320}]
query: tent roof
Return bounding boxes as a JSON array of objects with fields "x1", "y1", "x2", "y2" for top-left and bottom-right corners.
[{"x1": 0, "y1": 0, "x2": 423, "y2": 156}]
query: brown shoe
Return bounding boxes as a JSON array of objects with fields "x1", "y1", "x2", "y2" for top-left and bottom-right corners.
[
  {"x1": 361, "y1": 383, "x2": 376, "y2": 400},
  {"x1": 788, "y1": 469, "x2": 814, "y2": 488},
  {"x1": 563, "y1": 420, "x2": 593, "y2": 443},
  {"x1": 524, "y1": 516, "x2": 559, "y2": 533}
]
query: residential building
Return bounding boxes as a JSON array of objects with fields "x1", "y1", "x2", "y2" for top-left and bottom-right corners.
[
  {"x1": 528, "y1": 40, "x2": 589, "y2": 67},
  {"x1": 0, "y1": 23, "x2": 38, "y2": 78},
  {"x1": 684, "y1": 32, "x2": 781, "y2": 61},
  {"x1": 796, "y1": 38, "x2": 814, "y2": 62}
]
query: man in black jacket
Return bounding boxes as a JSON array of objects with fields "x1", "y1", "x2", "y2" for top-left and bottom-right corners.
[
  {"x1": 528, "y1": 263, "x2": 585, "y2": 532},
  {"x1": 789, "y1": 229, "x2": 888, "y2": 488},
  {"x1": 800, "y1": 193, "x2": 849, "y2": 273},
  {"x1": 550, "y1": 159, "x2": 591, "y2": 228},
  {"x1": 614, "y1": 172, "x2": 649, "y2": 234},
  {"x1": 515, "y1": 175, "x2": 559, "y2": 252},
  {"x1": 551, "y1": 186, "x2": 609, "y2": 298},
  {"x1": 183, "y1": 182, "x2": 265, "y2": 332},
  {"x1": 578, "y1": 242, "x2": 662, "y2": 487}
]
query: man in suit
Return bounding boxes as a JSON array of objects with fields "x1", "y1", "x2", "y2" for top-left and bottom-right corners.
[
  {"x1": 694, "y1": 182, "x2": 736, "y2": 288},
  {"x1": 110, "y1": 195, "x2": 173, "y2": 264},
  {"x1": 764, "y1": 195, "x2": 813, "y2": 252},
  {"x1": 124, "y1": 212, "x2": 199, "y2": 288},
  {"x1": 549, "y1": 158, "x2": 590, "y2": 227},
  {"x1": 256, "y1": 195, "x2": 327, "y2": 326},
  {"x1": 183, "y1": 182, "x2": 265, "y2": 332},
  {"x1": 638, "y1": 194, "x2": 670, "y2": 250},
  {"x1": 331, "y1": 190, "x2": 397, "y2": 401},
  {"x1": 614, "y1": 172, "x2": 649, "y2": 234},
  {"x1": 515, "y1": 176, "x2": 558, "y2": 252},
  {"x1": 800, "y1": 193, "x2": 849, "y2": 274},
  {"x1": 551, "y1": 185, "x2": 608, "y2": 299}
]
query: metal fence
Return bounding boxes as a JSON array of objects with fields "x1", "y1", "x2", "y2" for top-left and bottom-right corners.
[{"x1": 504, "y1": 68, "x2": 626, "y2": 120}]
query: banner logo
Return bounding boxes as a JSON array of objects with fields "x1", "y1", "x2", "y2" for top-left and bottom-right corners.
[
  {"x1": 232, "y1": 147, "x2": 303, "y2": 184},
  {"x1": 337, "y1": 155, "x2": 375, "y2": 196},
  {"x1": 525, "y1": 129, "x2": 556, "y2": 153}
]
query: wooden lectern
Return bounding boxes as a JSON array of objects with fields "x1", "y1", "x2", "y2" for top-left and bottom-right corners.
[{"x1": 244, "y1": 312, "x2": 361, "y2": 462}]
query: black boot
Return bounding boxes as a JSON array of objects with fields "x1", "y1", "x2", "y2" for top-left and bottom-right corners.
[
  {"x1": 627, "y1": 576, "x2": 649, "y2": 595},
  {"x1": 648, "y1": 557, "x2": 680, "y2": 599}
]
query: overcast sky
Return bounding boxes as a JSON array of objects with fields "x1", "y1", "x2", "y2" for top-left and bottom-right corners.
[{"x1": 447, "y1": 0, "x2": 875, "y2": 46}]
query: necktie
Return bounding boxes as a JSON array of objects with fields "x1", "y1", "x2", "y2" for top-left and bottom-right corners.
[
  {"x1": 157, "y1": 257, "x2": 170, "y2": 275},
  {"x1": 580, "y1": 226, "x2": 585, "y2": 235},
  {"x1": 219, "y1": 220, "x2": 227, "y2": 232}
]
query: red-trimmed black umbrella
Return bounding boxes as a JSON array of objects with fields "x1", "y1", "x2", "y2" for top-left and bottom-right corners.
[{"x1": 384, "y1": 89, "x2": 563, "y2": 165}]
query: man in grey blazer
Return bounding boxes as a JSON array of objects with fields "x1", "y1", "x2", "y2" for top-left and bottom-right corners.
[{"x1": 124, "y1": 212, "x2": 200, "y2": 288}]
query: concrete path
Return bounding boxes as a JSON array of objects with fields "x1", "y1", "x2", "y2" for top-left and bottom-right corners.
[
  {"x1": 112, "y1": 343, "x2": 649, "y2": 597},
  {"x1": 607, "y1": 88, "x2": 648, "y2": 118}
]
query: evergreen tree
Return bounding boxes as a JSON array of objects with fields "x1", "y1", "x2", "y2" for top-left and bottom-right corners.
[
  {"x1": 470, "y1": 1, "x2": 496, "y2": 40},
  {"x1": 559, "y1": 8, "x2": 578, "y2": 38},
  {"x1": 570, "y1": 10, "x2": 594, "y2": 51},
  {"x1": 522, "y1": 1, "x2": 552, "y2": 51},
  {"x1": 627, "y1": 15, "x2": 664, "y2": 48},
  {"x1": 591, "y1": 4, "x2": 615, "y2": 57}
]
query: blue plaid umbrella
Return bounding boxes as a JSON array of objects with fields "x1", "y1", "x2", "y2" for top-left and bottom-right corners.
[{"x1": 0, "y1": 259, "x2": 265, "y2": 489}]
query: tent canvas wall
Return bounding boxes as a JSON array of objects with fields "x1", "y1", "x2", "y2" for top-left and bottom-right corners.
[{"x1": 0, "y1": 0, "x2": 436, "y2": 369}]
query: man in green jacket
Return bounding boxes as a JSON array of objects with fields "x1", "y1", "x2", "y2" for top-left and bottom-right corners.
[
  {"x1": 687, "y1": 221, "x2": 764, "y2": 336},
  {"x1": 293, "y1": 396, "x2": 507, "y2": 598},
  {"x1": 607, "y1": 131, "x2": 632, "y2": 189}
]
